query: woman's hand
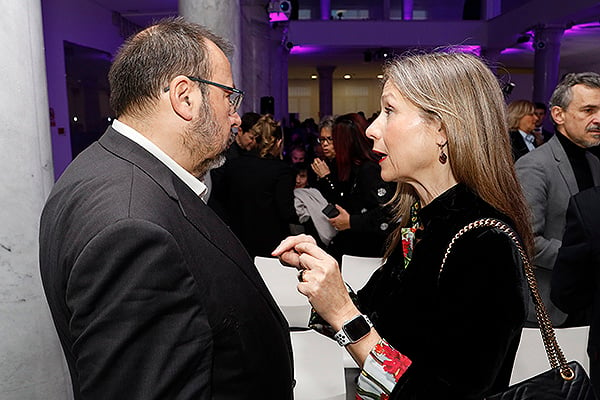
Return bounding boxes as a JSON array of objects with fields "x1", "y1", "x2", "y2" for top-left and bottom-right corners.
[
  {"x1": 272, "y1": 234, "x2": 317, "y2": 268},
  {"x1": 272, "y1": 235, "x2": 358, "y2": 330},
  {"x1": 311, "y1": 158, "x2": 331, "y2": 179},
  {"x1": 329, "y1": 205, "x2": 350, "y2": 231}
]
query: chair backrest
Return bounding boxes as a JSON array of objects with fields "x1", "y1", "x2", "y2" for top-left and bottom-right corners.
[
  {"x1": 254, "y1": 256, "x2": 311, "y2": 328},
  {"x1": 291, "y1": 330, "x2": 346, "y2": 400},
  {"x1": 510, "y1": 326, "x2": 590, "y2": 384},
  {"x1": 341, "y1": 255, "x2": 383, "y2": 292}
]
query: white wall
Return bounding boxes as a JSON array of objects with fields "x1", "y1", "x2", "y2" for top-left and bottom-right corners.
[{"x1": 0, "y1": 1, "x2": 70, "y2": 399}]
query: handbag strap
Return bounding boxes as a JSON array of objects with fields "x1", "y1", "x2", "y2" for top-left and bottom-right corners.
[{"x1": 438, "y1": 218, "x2": 575, "y2": 381}]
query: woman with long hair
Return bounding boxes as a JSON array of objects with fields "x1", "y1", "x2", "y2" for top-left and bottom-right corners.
[{"x1": 273, "y1": 52, "x2": 533, "y2": 399}]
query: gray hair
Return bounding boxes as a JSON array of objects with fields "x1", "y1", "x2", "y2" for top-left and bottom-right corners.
[
  {"x1": 549, "y1": 72, "x2": 600, "y2": 110},
  {"x1": 109, "y1": 17, "x2": 233, "y2": 118},
  {"x1": 381, "y1": 51, "x2": 534, "y2": 260},
  {"x1": 318, "y1": 116, "x2": 335, "y2": 133}
]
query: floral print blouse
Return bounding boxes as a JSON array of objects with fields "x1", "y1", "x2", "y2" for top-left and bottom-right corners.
[{"x1": 355, "y1": 203, "x2": 420, "y2": 400}]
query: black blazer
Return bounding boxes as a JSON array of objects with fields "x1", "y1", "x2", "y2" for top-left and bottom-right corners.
[
  {"x1": 358, "y1": 184, "x2": 527, "y2": 399},
  {"x1": 39, "y1": 127, "x2": 294, "y2": 400},
  {"x1": 324, "y1": 160, "x2": 396, "y2": 259},
  {"x1": 552, "y1": 186, "x2": 600, "y2": 357},
  {"x1": 210, "y1": 153, "x2": 296, "y2": 258},
  {"x1": 509, "y1": 130, "x2": 532, "y2": 161}
]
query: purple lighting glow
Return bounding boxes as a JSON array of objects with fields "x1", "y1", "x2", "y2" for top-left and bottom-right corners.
[
  {"x1": 269, "y1": 12, "x2": 289, "y2": 22},
  {"x1": 501, "y1": 48, "x2": 528, "y2": 55},
  {"x1": 565, "y1": 22, "x2": 600, "y2": 36},
  {"x1": 289, "y1": 45, "x2": 324, "y2": 54},
  {"x1": 453, "y1": 45, "x2": 481, "y2": 56}
]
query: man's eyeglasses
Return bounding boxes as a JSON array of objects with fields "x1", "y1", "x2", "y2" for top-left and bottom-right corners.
[{"x1": 164, "y1": 76, "x2": 245, "y2": 115}]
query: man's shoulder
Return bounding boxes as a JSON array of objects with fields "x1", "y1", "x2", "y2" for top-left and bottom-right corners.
[{"x1": 515, "y1": 138, "x2": 557, "y2": 167}]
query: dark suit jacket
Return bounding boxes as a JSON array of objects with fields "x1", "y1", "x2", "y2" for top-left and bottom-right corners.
[
  {"x1": 210, "y1": 153, "x2": 296, "y2": 258},
  {"x1": 516, "y1": 134, "x2": 600, "y2": 326},
  {"x1": 552, "y1": 186, "x2": 600, "y2": 359},
  {"x1": 509, "y1": 129, "x2": 532, "y2": 161},
  {"x1": 39, "y1": 127, "x2": 294, "y2": 400}
]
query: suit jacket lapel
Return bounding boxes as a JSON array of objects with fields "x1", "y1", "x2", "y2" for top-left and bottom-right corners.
[
  {"x1": 549, "y1": 135, "x2": 579, "y2": 194},
  {"x1": 98, "y1": 127, "x2": 287, "y2": 324},
  {"x1": 173, "y1": 175, "x2": 288, "y2": 324}
]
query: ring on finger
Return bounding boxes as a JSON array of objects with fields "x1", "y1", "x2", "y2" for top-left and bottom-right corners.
[{"x1": 297, "y1": 269, "x2": 306, "y2": 282}]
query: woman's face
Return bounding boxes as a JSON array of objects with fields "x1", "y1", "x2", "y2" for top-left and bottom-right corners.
[
  {"x1": 319, "y1": 127, "x2": 336, "y2": 160},
  {"x1": 295, "y1": 170, "x2": 308, "y2": 188},
  {"x1": 518, "y1": 112, "x2": 538, "y2": 133},
  {"x1": 366, "y1": 81, "x2": 441, "y2": 184}
]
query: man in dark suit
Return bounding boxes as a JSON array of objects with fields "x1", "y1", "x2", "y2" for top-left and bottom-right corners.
[
  {"x1": 39, "y1": 18, "x2": 294, "y2": 400},
  {"x1": 552, "y1": 186, "x2": 600, "y2": 394},
  {"x1": 516, "y1": 72, "x2": 600, "y2": 327},
  {"x1": 533, "y1": 102, "x2": 554, "y2": 144}
]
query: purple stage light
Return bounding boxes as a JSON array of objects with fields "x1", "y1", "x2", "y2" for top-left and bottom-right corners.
[
  {"x1": 289, "y1": 45, "x2": 324, "y2": 54},
  {"x1": 269, "y1": 12, "x2": 289, "y2": 22}
]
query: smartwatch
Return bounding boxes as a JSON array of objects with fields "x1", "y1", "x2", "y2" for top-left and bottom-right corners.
[{"x1": 334, "y1": 314, "x2": 373, "y2": 346}]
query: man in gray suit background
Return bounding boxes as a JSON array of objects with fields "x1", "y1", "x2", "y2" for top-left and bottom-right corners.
[
  {"x1": 516, "y1": 72, "x2": 600, "y2": 327},
  {"x1": 39, "y1": 18, "x2": 294, "y2": 400}
]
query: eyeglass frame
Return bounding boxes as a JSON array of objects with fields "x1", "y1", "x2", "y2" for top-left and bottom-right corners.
[
  {"x1": 163, "y1": 76, "x2": 245, "y2": 115},
  {"x1": 317, "y1": 136, "x2": 334, "y2": 144}
]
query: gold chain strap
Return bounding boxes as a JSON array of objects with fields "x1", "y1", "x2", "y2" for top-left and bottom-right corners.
[{"x1": 439, "y1": 218, "x2": 575, "y2": 381}]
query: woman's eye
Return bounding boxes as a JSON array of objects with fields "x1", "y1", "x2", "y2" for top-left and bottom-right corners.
[{"x1": 384, "y1": 106, "x2": 393, "y2": 115}]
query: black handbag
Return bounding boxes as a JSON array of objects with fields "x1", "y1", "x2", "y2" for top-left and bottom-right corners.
[{"x1": 439, "y1": 218, "x2": 597, "y2": 400}]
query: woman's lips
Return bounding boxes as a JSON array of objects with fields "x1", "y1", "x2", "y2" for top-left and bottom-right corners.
[{"x1": 372, "y1": 150, "x2": 388, "y2": 163}]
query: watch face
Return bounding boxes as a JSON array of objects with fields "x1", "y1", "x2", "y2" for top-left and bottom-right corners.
[{"x1": 344, "y1": 316, "x2": 371, "y2": 341}]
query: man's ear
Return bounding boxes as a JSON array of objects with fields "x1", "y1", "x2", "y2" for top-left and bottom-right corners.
[
  {"x1": 550, "y1": 105, "x2": 564, "y2": 125},
  {"x1": 168, "y1": 76, "x2": 198, "y2": 121}
]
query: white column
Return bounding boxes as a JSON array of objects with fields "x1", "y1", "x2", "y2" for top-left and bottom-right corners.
[
  {"x1": 533, "y1": 26, "x2": 564, "y2": 105},
  {"x1": 0, "y1": 1, "x2": 71, "y2": 399},
  {"x1": 179, "y1": 0, "x2": 242, "y2": 91},
  {"x1": 240, "y1": 0, "x2": 274, "y2": 114}
]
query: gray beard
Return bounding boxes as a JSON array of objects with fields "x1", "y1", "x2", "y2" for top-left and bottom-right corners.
[
  {"x1": 182, "y1": 102, "x2": 229, "y2": 178},
  {"x1": 196, "y1": 153, "x2": 226, "y2": 177}
]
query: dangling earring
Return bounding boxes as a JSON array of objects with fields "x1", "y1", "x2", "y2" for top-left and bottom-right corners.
[{"x1": 438, "y1": 141, "x2": 448, "y2": 164}]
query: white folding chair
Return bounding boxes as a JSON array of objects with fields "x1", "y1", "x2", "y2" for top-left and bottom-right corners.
[
  {"x1": 510, "y1": 326, "x2": 590, "y2": 384},
  {"x1": 341, "y1": 255, "x2": 383, "y2": 292},
  {"x1": 254, "y1": 256, "x2": 311, "y2": 328},
  {"x1": 291, "y1": 330, "x2": 346, "y2": 400}
]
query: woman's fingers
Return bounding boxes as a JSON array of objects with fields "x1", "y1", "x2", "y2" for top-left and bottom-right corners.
[
  {"x1": 272, "y1": 234, "x2": 316, "y2": 256},
  {"x1": 272, "y1": 234, "x2": 317, "y2": 269}
]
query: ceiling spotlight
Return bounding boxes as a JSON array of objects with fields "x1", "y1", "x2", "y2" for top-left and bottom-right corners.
[
  {"x1": 311, "y1": 74, "x2": 317, "y2": 80},
  {"x1": 377, "y1": 74, "x2": 383, "y2": 79},
  {"x1": 343, "y1": 74, "x2": 352, "y2": 80}
]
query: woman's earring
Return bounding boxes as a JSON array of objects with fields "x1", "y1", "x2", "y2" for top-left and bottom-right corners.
[{"x1": 438, "y1": 141, "x2": 448, "y2": 164}]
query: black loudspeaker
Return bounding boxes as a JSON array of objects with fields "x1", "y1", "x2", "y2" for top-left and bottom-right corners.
[{"x1": 260, "y1": 96, "x2": 275, "y2": 115}]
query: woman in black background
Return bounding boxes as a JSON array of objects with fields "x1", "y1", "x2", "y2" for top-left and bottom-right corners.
[
  {"x1": 274, "y1": 52, "x2": 533, "y2": 399},
  {"x1": 323, "y1": 113, "x2": 396, "y2": 260}
]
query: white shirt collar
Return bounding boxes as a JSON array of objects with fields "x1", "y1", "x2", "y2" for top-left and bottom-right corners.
[
  {"x1": 111, "y1": 119, "x2": 207, "y2": 200},
  {"x1": 518, "y1": 129, "x2": 536, "y2": 151}
]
